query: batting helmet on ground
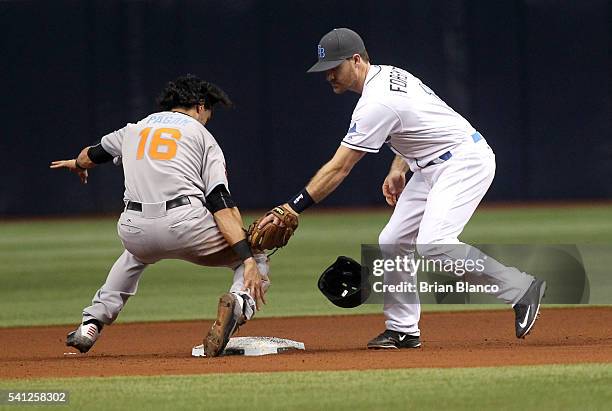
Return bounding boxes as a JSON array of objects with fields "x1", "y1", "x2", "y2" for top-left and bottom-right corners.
[{"x1": 318, "y1": 256, "x2": 371, "y2": 308}]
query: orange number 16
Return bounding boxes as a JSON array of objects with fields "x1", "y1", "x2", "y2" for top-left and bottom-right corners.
[{"x1": 137, "y1": 127, "x2": 182, "y2": 160}]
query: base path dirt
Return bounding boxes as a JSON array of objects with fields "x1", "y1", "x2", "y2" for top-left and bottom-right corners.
[{"x1": 1, "y1": 307, "x2": 611, "y2": 379}]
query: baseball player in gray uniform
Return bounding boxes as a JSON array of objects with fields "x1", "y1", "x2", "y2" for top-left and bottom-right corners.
[
  {"x1": 51, "y1": 74, "x2": 267, "y2": 357},
  {"x1": 259, "y1": 28, "x2": 546, "y2": 349}
]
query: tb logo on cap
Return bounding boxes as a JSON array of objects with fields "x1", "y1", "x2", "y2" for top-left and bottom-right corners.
[{"x1": 317, "y1": 45, "x2": 325, "y2": 59}]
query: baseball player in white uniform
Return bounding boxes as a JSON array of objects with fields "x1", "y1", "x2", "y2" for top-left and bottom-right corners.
[
  {"x1": 51, "y1": 75, "x2": 268, "y2": 357},
  {"x1": 260, "y1": 28, "x2": 546, "y2": 348}
]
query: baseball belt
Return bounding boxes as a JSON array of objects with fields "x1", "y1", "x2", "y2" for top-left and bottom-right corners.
[
  {"x1": 126, "y1": 195, "x2": 191, "y2": 212},
  {"x1": 425, "y1": 131, "x2": 484, "y2": 167}
]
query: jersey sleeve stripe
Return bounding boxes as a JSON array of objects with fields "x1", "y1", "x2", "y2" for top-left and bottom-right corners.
[{"x1": 340, "y1": 141, "x2": 380, "y2": 153}]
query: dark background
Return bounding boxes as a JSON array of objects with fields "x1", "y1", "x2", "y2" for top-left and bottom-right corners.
[{"x1": 1, "y1": 0, "x2": 610, "y2": 216}]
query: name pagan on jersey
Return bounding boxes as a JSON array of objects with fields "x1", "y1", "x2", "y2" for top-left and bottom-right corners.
[{"x1": 389, "y1": 67, "x2": 408, "y2": 93}]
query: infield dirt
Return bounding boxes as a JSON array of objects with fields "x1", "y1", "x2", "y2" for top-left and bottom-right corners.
[{"x1": 1, "y1": 307, "x2": 611, "y2": 379}]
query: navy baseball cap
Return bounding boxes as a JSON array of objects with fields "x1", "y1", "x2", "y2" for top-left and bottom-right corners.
[{"x1": 307, "y1": 28, "x2": 366, "y2": 73}]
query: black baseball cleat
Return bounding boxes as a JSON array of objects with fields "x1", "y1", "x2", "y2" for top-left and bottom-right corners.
[
  {"x1": 66, "y1": 322, "x2": 102, "y2": 353},
  {"x1": 204, "y1": 293, "x2": 240, "y2": 357},
  {"x1": 514, "y1": 279, "x2": 547, "y2": 338},
  {"x1": 367, "y1": 329, "x2": 421, "y2": 349}
]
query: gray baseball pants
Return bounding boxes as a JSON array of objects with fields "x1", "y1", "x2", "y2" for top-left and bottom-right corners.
[{"x1": 81, "y1": 196, "x2": 269, "y2": 325}]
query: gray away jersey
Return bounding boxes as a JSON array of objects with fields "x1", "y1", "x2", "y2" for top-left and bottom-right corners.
[
  {"x1": 100, "y1": 111, "x2": 228, "y2": 203},
  {"x1": 342, "y1": 65, "x2": 476, "y2": 168}
]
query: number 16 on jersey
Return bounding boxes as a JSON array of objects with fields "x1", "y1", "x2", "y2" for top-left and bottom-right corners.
[{"x1": 137, "y1": 127, "x2": 182, "y2": 160}]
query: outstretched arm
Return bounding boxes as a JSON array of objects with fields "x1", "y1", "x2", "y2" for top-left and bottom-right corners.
[
  {"x1": 257, "y1": 145, "x2": 366, "y2": 231},
  {"x1": 251, "y1": 103, "x2": 398, "y2": 247},
  {"x1": 304, "y1": 145, "x2": 366, "y2": 203},
  {"x1": 50, "y1": 143, "x2": 115, "y2": 184},
  {"x1": 206, "y1": 185, "x2": 266, "y2": 309}
]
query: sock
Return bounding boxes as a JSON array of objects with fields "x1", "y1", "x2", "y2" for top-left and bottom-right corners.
[{"x1": 230, "y1": 292, "x2": 256, "y2": 323}]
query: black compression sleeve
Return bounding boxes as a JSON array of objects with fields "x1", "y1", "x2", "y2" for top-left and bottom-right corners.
[
  {"x1": 205, "y1": 184, "x2": 236, "y2": 213},
  {"x1": 87, "y1": 144, "x2": 114, "y2": 164}
]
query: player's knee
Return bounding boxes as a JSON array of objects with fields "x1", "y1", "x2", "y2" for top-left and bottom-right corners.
[
  {"x1": 378, "y1": 227, "x2": 398, "y2": 245},
  {"x1": 416, "y1": 243, "x2": 440, "y2": 258},
  {"x1": 415, "y1": 237, "x2": 458, "y2": 258}
]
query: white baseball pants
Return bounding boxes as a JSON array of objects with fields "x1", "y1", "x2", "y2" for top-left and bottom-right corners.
[{"x1": 379, "y1": 136, "x2": 533, "y2": 335}]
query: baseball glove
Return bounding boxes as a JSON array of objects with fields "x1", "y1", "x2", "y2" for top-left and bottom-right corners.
[{"x1": 247, "y1": 205, "x2": 299, "y2": 251}]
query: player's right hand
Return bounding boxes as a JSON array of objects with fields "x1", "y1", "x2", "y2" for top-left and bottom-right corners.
[
  {"x1": 382, "y1": 172, "x2": 406, "y2": 206},
  {"x1": 50, "y1": 159, "x2": 88, "y2": 184},
  {"x1": 242, "y1": 258, "x2": 266, "y2": 310}
]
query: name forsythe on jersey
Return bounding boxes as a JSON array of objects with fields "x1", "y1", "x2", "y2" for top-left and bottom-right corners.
[{"x1": 389, "y1": 67, "x2": 408, "y2": 94}]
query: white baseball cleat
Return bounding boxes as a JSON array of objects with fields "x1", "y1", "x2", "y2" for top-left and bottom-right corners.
[{"x1": 66, "y1": 323, "x2": 101, "y2": 353}]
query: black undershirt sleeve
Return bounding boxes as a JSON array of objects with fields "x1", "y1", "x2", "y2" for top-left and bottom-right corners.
[
  {"x1": 205, "y1": 184, "x2": 236, "y2": 213},
  {"x1": 87, "y1": 144, "x2": 114, "y2": 164}
]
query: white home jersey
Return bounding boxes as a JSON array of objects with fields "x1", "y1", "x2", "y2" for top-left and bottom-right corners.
[
  {"x1": 341, "y1": 65, "x2": 476, "y2": 168},
  {"x1": 100, "y1": 111, "x2": 228, "y2": 203}
]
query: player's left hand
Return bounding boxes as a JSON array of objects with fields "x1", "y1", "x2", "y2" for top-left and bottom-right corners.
[
  {"x1": 248, "y1": 204, "x2": 299, "y2": 251},
  {"x1": 242, "y1": 258, "x2": 267, "y2": 310},
  {"x1": 256, "y1": 203, "x2": 298, "y2": 228},
  {"x1": 382, "y1": 171, "x2": 406, "y2": 206},
  {"x1": 50, "y1": 159, "x2": 88, "y2": 184}
]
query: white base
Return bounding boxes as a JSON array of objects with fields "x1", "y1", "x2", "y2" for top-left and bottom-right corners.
[{"x1": 192, "y1": 336, "x2": 305, "y2": 357}]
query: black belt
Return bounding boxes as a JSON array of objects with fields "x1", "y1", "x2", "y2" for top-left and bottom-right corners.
[{"x1": 126, "y1": 196, "x2": 191, "y2": 212}]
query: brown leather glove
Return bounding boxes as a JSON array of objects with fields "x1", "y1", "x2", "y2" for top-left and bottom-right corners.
[{"x1": 247, "y1": 205, "x2": 299, "y2": 251}]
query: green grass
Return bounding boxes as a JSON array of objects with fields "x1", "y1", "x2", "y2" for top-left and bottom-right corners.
[
  {"x1": 1, "y1": 205, "x2": 611, "y2": 327},
  {"x1": 461, "y1": 205, "x2": 612, "y2": 243},
  {"x1": 1, "y1": 208, "x2": 611, "y2": 410},
  {"x1": 1, "y1": 364, "x2": 611, "y2": 410}
]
